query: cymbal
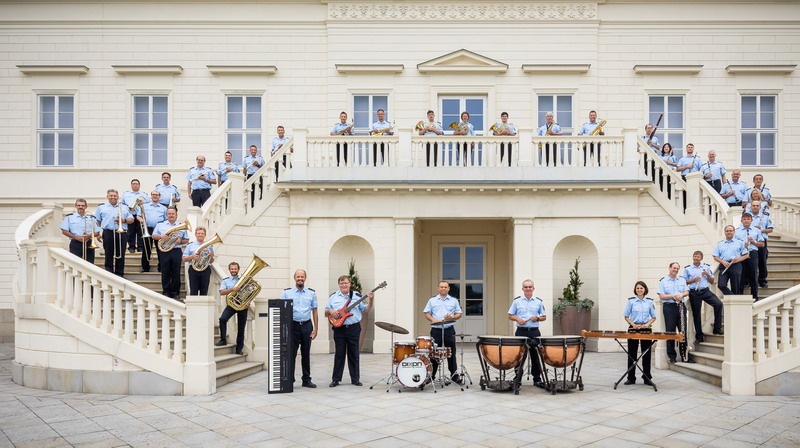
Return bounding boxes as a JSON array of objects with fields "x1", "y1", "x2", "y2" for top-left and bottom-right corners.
[
  {"x1": 375, "y1": 321, "x2": 409, "y2": 335},
  {"x1": 455, "y1": 333, "x2": 472, "y2": 338}
]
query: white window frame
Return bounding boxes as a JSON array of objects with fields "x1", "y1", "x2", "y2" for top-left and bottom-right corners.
[
  {"x1": 224, "y1": 94, "x2": 264, "y2": 163},
  {"x1": 438, "y1": 95, "x2": 488, "y2": 136},
  {"x1": 37, "y1": 94, "x2": 75, "y2": 167},
  {"x1": 351, "y1": 92, "x2": 390, "y2": 135},
  {"x1": 648, "y1": 93, "x2": 686, "y2": 158},
  {"x1": 740, "y1": 93, "x2": 778, "y2": 167},
  {"x1": 131, "y1": 93, "x2": 170, "y2": 167},
  {"x1": 536, "y1": 93, "x2": 574, "y2": 135}
]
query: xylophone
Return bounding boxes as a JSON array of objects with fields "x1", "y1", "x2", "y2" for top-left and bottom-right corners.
[{"x1": 582, "y1": 330, "x2": 683, "y2": 342}]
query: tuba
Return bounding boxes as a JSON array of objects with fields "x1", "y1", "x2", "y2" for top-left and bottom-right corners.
[
  {"x1": 157, "y1": 219, "x2": 191, "y2": 252},
  {"x1": 190, "y1": 233, "x2": 222, "y2": 271},
  {"x1": 589, "y1": 119, "x2": 606, "y2": 136},
  {"x1": 226, "y1": 255, "x2": 269, "y2": 311}
]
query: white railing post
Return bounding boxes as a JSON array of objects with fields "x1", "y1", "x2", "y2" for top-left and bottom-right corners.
[
  {"x1": 397, "y1": 128, "x2": 412, "y2": 168},
  {"x1": 623, "y1": 128, "x2": 639, "y2": 168},
  {"x1": 184, "y1": 294, "x2": 216, "y2": 395},
  {"x1": 722, "y1": 295, "x2": 756, "y2": 395},
  {"x1": 685, "y1": 171, "x2": 704, "y2": 215},
  {"x1": 292, "y1": 128, "x2": 308, "y2": 179},
  {"x1": 518, "y1": 129, "x2": 533, "y2": 167}
]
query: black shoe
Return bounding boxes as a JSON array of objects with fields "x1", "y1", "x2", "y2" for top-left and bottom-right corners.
[
  {"x1": 713, "y1": 330, "x2": 724, "y2": 335},
  {"x1": 128, "y1": 248, "x2": 135, "y2": 254},
  {"x1": 351, "y1": 381, "x2": 362, "y2": 386},
  {"x1": 302, "y1": 381, "x2": 317, "y2": 388},
  {"x1": 668, "y1": 358, "x2": 677, "y2": 364},
  {"x1": 215, "y1": 339, "x2": 227, "y2": 346},
  {"x1": 624, "y1": 379, "x2": 635, "y2": 385},
  {"x1": 329, "y1": 381, "x2": 339, "y2": 388},
  {"x1": 140, "y1": 269, "x2": 150, "y2": 273},
  {"x1": 643, "y1": 378, "x2": 655, "y2": 386},
  {"x1": 450, "y1": 373, "x2": 462, "y2": 384},
  {"x1": 534, "y1": 381, "x2": 545, "y2": 388},
  {"x1": 235, "y1": 350, "x2": 243, "y2": 355}
]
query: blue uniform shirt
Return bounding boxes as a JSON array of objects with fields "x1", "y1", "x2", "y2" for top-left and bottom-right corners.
[
  {"x1": 659, "y1": 153, "x2": 677, "y2": 167},
  {"x1": 507, "y1": 296, "x2": 546, "y2": 328},
  {"x1": 624, "y1": 297, "x2": 657, "y2": 325},
  {"x1": 281, "y1": 286, "x2": 318, "y2": 322},
  {"x1": 423, "y1": 294, "x2": 462, "y2": 329},
  {"x1": 220, "y1": 275, "x2": 239, "y2": 293},
  {"x1": 493, "y1": 122, "x2": 517, "y2": 135},
  {"x1": 657, "y1": 276, "x2": 688, "y2": 303},
  {"x1": 326, "y1": 290, "x2": 366, "y2": 326},
  {"x1": 745, "y1": 186, "x2": 772, "y2": 203},
  {"x1": 751, "y1": 212, "x2": 774, "y2": 240},
  {"x1": 537, "y1": 123, "x2": 562, "y2": 136},
  {"x1": 452, "y1": 121, "x2": 475, "y2": 136},
  {"x1": 242, "y1": 154, "x2": 266, "y2": 176},
  {"x1": 153, "y1": 220, "x2": 189, "y2": 249},
  {"x1": 713, "y1": 238, "x2": 748, "y2": 262},
  {"x1": 142, "y1": 202, "x2": 167, "y2": 228},
  {"x1": 735, "y1": 225, "x2": 765, "y2": 253},
  {"x1": 370, "y1": 120, "x2": 394, "y2": 134},
  {"x1": 684, "y1": 263, "x2": 714, "y2": 290},
  {"x1": 577, "y1": 121, "x2": 601, "y2": 135},
  {"x1": 121, "y1": 190, "x2": 148, "y2": 215},
  {"x1": 641, "y1": 135, "x2": 660, "y2": 149},
  {"x1": 676, "y1": 155, "x2": 702, "y2": 176},
  {"x1": 217, "y1": 162, "x2": 240, "y2": 183},
  {"x1": 720, "y1": 180, "x2": 748, "y2": 205},
  {"x1": 186, "y1": 166, "x2": 216, "y2": 191},
  {"x1": 60, "y1": 212, "x2": 100, "y2": 236},
  {"x1": 95, "y1": 202, "x2": 133, "y2": 231},
  {"x1": 702, "y1": 161, "x2": 726, "y2": 182},
  {"x1": 183, "y1": 240, "x2": 213, "y2": 266},
  {"x1": 421, "y1": 121, "x2": 443, "y2": 136},
  {"x1": 271, "y1": 136, "x2": 289, "y2": 155},
  {"x1": 155, "y1": 183, "x2": 180, "y2": 207},
  {"x1": 331, "y1": 122, "x2": 352, "y2": 135}
]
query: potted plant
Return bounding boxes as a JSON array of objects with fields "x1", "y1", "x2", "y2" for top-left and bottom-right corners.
[{"x1": 553, "y1": 257, "x2": 595, "y2": 335}]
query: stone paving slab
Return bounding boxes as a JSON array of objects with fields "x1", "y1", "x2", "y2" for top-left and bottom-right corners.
[{"x1": 1, "y1": 342, "x2": 799, "y2": 447}]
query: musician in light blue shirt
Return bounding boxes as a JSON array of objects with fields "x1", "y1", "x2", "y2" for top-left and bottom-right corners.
[
  {"x1": 641, "y1": 123, "x2": 660, "y2": 151},
  {"x1": 507, "y1": 279, "x2": 546, "y2": 385},
  {"x1": 701, "y1": 150, "x2": 727, "y2": 192},
  {"x1": 656, "y1": 262, "x2": 688, "y2": 363},
  {"x1": 369, "y1": 109, "x2": 394, "y2": 167},
  {"x1": 736, "y1": 213, "x2": 765, "y2": 299},
  {"x1": 217, "y1": 151, "x2": 240, "y2": 185},
  {"x1": 744, "y1": 174, "x2": 773, "y2": 214},
  {"x1": 684, "y1": 251, "x2": 723, "y2": 341},
  {"x1": 577, "y1": 110, "x2": 603, "y2": 166},
  {"x1": 538, "y1": 112, "x2": 563, "y2": 167},
  {"x1": 280, "y1": 269, "x2": 319, "y2": 387},
  {"x1": 622, "y1": 281, "x2": 657, "y2": 385},
  {"x1": 424, "y1": 281, "x2": 463, "y2": 383},
  {"x1": 95, "y1": 189, "x2": 134, "y2": 277},
  {"x1": 453, "y1": 111, "x2": 475, "y2": 167},
  {"x1": 217, "y1": 261, "x2": 247, "y2": 355},
  {"x1": 494, "y1": 112, "x2": 517, "y2": 167},
  {"x1": 152, "y1": 208, "x2": 189, "y2": 299},
  {"x1": 155, "y1": 172, "x2": 180, "y2": 208},
  {"x1": 750, "y1": 201, "x2": 774, "y2": 289},
  {"x1": 271, "y1": 126, "x2": 290, "y2": 182},
  {"x1": 720, "y1": 169, "x2": 747, "y2": 206},
  {"x1": 121, "y1": 179, "x2": 150, "y2": 254},
  {"x1": 676, "y1": 143, "x2": 702, "y2": 179},
  {"x1": 243, "y1": 145, "x2": 265, "y2": 207},
  {"x1": 331, "y1": 111, "x2": 353, "y2": 167},
  {"x1": 60, "y1": 198, "x2": 100, "y2": 263},
  {"x1": 713, "y1": 225, "x2": 749, "y2": 295},
  {"x1": 420, "y1": 110, "x2": 444, "y2": 167},
  {"x1": 325, "y1": 275, "x2": 375, "y2": 387},
  {"x1": 186, "y1": 155, "x2": 217, "y2": 208},
  {"x1": 140, "y1": 191, "x2": 167, "y2": 272}
]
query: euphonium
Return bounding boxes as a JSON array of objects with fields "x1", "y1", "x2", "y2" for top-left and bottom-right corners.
[
  {"x1": 589, "y1": 119, "x2": 607, "y2": 136},
  {"x1": 190, "y1": 233, "x2": 222, "y2": 272},
  {"x1": 157, "y1": 219, "x2": 191, "y2": 252},
  {"x1": 226, "y1": 255, "x2": 269, "y2": 311}
]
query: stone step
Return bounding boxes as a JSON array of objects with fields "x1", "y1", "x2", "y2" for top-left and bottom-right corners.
[
  {"x1": 694, "y1": 341, "x2": 724, "y2": 356},
  {"x1": 215, "y1": 352, "x2": 248, "y2": 370},
  {"x1": 689, "y1": 351, "x2": 723, "y2": 370},
  {"x1": 216, "y1": 362, "x2": 264, "y2": 388},
  {"x1": 669, "y1": 361, "x2": 722, "y2": 386}
]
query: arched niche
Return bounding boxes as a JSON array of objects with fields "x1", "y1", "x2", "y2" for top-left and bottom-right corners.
[
  {"x1": 551, "y1": 235, "x2": 600, "y2": 350},
  {"x1": 328, "y1": 235, "x2": 376, "y2": 352}
]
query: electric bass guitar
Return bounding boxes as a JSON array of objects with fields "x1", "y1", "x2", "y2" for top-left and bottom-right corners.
[{"x1": 328, "y1": 281, "x2": 388, "y2": 328}]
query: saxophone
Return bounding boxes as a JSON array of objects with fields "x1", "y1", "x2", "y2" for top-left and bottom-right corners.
[
  {"x1": 157, "y1": 219, "x2": 191, "y2": 252},
  {"x1": 190, "y1": 233, "x2": 223, "y2": 271},
  {"x1": 226, "y1": 255, "x2": 269, "y2": 311}
]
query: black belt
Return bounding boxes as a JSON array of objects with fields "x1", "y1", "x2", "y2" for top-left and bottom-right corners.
[
  {"x1": 294, "y1": 320, "x2": 310, "y2": 325},
  {"x1": 193, "y1": 188, "x2": 210, "y2": 191},
  {"x1": 342, "y1": 322, "x2": 360, "y2": 328},
  {"x1": 690, "y1": 288, "x2": 709, "y2": 293}
]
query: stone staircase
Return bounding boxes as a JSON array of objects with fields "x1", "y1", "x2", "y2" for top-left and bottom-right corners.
[
  {"x1": 93, "y1": 248, "x2": 264, "y2": 389},
  {"x1": 670, "y1": 233, "x2": 800, "y2": 393}
]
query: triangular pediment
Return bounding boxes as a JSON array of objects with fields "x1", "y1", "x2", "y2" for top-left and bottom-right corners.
[{"x1": 417, "y1": 49, "x2": 508, "y2": 74}]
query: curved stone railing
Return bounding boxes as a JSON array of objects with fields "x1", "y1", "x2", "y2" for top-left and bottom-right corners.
[{"x1": 770, "y1": 199, "x2": 800, "y2": 240}]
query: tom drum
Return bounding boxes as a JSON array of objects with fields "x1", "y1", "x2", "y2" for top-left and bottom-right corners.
[{"x1": 392, "y1": 341, "x2": 416, "y2": 364}]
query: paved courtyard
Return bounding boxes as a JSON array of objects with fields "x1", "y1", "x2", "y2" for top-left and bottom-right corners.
[{"x1": 0, "y1": 342, "x2": 798, "y2": 447}]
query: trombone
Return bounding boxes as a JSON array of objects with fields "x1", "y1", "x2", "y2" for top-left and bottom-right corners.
[
  {"x1": 139, "y1": 199, "x2": 153, "y2": 261},
  {"x1": 114, "y1": 204, "x2": 125, "y2": 260},
  {"x1": 83, "y1": 214, "x2": 99, "y2": 260}
]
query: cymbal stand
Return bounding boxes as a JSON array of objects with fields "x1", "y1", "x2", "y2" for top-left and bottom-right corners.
[
  {"x1": 434, "y1": 324, "x2": 451, "y2": 389},
  {"x1": 370, "y1": 328, "x2": 399, "y2": 392},
  {"x1": 456, "y1": 332, "x2": 472, "y2": 389}
]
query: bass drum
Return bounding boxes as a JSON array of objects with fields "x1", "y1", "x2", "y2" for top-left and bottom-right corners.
[{"x1": 395, "y1": 355, "x2": 432, "y2": 388}]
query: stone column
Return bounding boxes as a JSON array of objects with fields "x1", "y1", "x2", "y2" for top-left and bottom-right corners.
[
  {"x1": 722, "y1": 295, "x2": 756, "y2": 395},
  {"x1": 184, "y1": 294, "x2": 216, "y2": 395},
  {"x1": 512, "y1": 218, "x2": 533, "y2": 333},
  {"x1": 517, "y1": 129, "x2": 533, "y2": 167},
  {"x1": 292, "y1": 128, "x2": 308, "y2": 179},
  {"x1": 622, "y1": 128, "x2": 639, "y2": 168},
  {"x1": 391, "y1": 218, "x2": 415, "y2": 353}
]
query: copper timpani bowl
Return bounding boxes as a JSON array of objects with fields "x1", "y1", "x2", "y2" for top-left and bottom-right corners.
[
  {"x1": 477, "y1": 335, "x2": 528, "y2": 370},
  {"x1": 538, "y1": 336, "x2": 583, "y2": 368}
]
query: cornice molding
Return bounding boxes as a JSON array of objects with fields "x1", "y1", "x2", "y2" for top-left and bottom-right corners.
[
  {"x1": 726, "y1": 65, "x2": 796, "y2": 75},
  {"x1": 328, "y1": 2, "x2": 598, "y2": 21},
  {"x1": 207, "y1": 65, "x2": 278, "y2": 76},
  {"x1": 17, "y1": 65, "x2": 89, "y2": 75},
  {"x1": 112, "y1": 65, "x2": 183, "y2": 75},
  {"x1": 633, "y1": 65, "x2": 703, "y2": 75},
  {"x1": 522, "y1": 64, "x2": 591, "y2": 74},
  {"x1": 336, "y1": 64, "x2": 404, "y2": 74}
]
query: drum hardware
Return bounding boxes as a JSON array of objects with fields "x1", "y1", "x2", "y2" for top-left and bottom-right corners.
[
  {"x1": 454, "y1": 333, "x2": 473, "y2": 389},
  {"x1": 371, "y1": 321, "x2": 409, "y2": 392},
  {"x1": 476, "y1": 335, "x2": 528, "y2": 394},
  {"x1": 536, "y1": 335, "x2": 586, "y2": 395},
  {"x1": 430, "y1": 320, "x2": 456, "y2": 390}
]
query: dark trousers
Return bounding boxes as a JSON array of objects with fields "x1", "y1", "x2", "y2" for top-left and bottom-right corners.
[
  {"x1": 689, "y1": 288, "x2": 723, "y2": 338},
  {"x1": 69, "y1": 239, "x2": 95, "y2": 264},
  {"x1": 127, "y1": 218, "x2": 143, "y2": 252},
  {"x1": 274, "y1": 155, "x2": 287, "y2": 182},
  {"x1": 662, "y1": 302, "x2": 685, "y2": 361},
  {"x1": 627, "y1": 337, "x2": 653, "y2": 381},
  {"x1": 373, "y1": 143, "x2": 386, "y2": 166},
  {"x1": 160, "y1": 247, "x2": 182, "y2": 299},
  {"x1": 584, "y1": 143, "x2": 601, "y2": 166},
  {"x1": 246, "y1": 173, "x2": 262, "y2": 208},
  {"x1": 515, "y1": 326, "x2": 542, "y2": 382},
  {"x1": 141, "y1": 228, "x2": 155, "y2": 271},
  {"x1": 291, "y1": 320, "x2": 313, "y2": 382},
  {"x1": 758, "y1": 240, "x2": 769, "y2": 285},
  {"x1": 708, "y1": 179, "x2": 722, "y2": 193},
  {"x1": 219, "y1": 305, "x2": 248, "y2": 352},
  {"x1": 742, "y1": 253, "x2": 759, "y2": 299},
  {"x1": 542, "y1": 143, "x2": 557, "y2": 167},
  {"x1": 430, "y1": 326, "x2": 457, "y2": 379},
  {"x1": 426, "y1": 143, "x2": 438, "y2": 167},
  {"x1": 102, "y1": 229, "x2": 127, "y2": 277},
  {"x1": 187, "y1": 266, "x2": 210, "y2": 296},
  {"x1": 718, "y1": 262, "x2": 742, "y2": 296},
  {"x1": 192, "y1": 188, "x2": 211, "y2": 208},
  {"x1": 336, "y1": 143, "x2": 348, "y2": 167},
  {"x1": 500, "y1": 143, "x2": 512, "y2": 167},
  {"x1": 332, "y1": 322, "x2": 361, "y2": 382}
]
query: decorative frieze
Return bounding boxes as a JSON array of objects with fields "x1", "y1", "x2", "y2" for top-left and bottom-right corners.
[{"x1": 328, "y1": 2, "x2": 597, "y2": 21}]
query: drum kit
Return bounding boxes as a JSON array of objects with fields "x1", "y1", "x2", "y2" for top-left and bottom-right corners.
[{"x1": 371, "y1": 320, "x2": 471, "y2": 393}]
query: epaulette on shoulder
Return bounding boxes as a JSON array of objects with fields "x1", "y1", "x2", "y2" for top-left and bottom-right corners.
[
  {"x1": 703, "y1": 263, "x2": 710, "y2": 267},
  {"x1": 308, "y1": 288, "x2": 315, "y2": 292},
  {"x1": 685, "y1": 265, "x2": 691, "y2": 269},
  {"x1": 66, "y1": 212, "x2": 75, "y2": 216},
  {"x1": 659, "y1": 276, "x2": 666, "y2": 281},
  {"x1": 513, "y1": 296, "x2": 522, "y2": 301},
  {"x1": 646, "y1": 297, "x2": 654, "y2": 301},
  {"x1": 283, "y1": 287, "x2": 291, "y2": 291}
]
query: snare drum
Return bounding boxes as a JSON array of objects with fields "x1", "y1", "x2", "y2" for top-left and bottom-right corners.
[
  {"x1": 415, "y1": 336, "x2": 434, "y2": 354},
  {"x1": 396, "y1": 355, "x2": 432, "y2": 388},
  {"x1": 392, "y1": 341, "x2": 416, "y2": 364},
  {"x1": 432, "y1": 346, "x2": 452, "y2": 360}
]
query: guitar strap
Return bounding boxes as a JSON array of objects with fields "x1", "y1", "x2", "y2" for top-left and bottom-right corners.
[{"x1": 343, "y1": 291, "x2": 352, "y2": 310}]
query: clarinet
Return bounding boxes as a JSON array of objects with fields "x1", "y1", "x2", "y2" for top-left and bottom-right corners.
[{"x1": 679, "y1": 297, "x2": 689, "y2": 362}]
